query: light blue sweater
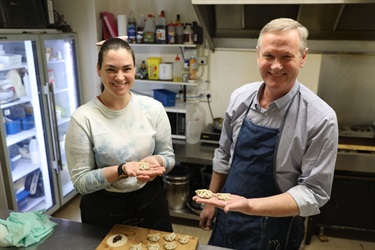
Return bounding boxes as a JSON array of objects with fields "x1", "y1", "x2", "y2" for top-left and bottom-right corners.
[{"x1": 65, "y1": 93, "x2": 175, "y2": 194}]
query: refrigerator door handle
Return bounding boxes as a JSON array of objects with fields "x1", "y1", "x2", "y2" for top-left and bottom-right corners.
[{"x1": 45, "y1": 82, "x2": 63, "y2": 171}]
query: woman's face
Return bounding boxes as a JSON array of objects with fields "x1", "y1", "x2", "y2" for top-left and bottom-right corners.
[
  {"x1": 97, "y1": 48, "x2": 135, "y2": 97},
  {"x1": 257, "y1": 29, "x2": 307, "y2": 94}
]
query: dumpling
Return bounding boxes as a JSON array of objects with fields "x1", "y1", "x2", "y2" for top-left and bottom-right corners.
[
  {"x1": 163, "y1": 232, "x2": 176, "y2": 242},
  {"x1": 195, "y1": 189, "x2": 213, "y2": 199},
  {"x1": 129, "y1": 242, "x2": 142, "y2": 250},
  {"x1": 178, "y1": 235, "x2": 190, "y2": 244},
  {"x1": 139, "y1": 162, "x2": 150, "y2": 170},
  {"x1": 148, "y1": 233, "x2": 160, "y2": 242},
  {"x1": 216, "y1": 193, "x2": 231, "y2": 201},
  {"x1": 163, "y1": 241, "x2": 177, "y2": 250},
  {"x1": 147, "y1": 242, "x2": 160, "y2": 250}
]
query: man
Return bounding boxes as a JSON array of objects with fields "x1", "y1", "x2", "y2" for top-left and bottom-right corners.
[{"x1": 193, "y1": 18, "x2": 338, "y2": 250}]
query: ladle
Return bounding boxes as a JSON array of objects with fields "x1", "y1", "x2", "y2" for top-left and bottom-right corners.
[{"x1": 207, "y1": 95, "x2": 223, "y2": 131}]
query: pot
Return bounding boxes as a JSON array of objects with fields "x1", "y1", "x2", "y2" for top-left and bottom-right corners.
[
  {"x1": 163, "y1": 165, "x2": 193, "y2": 210},
  {"x1": 213, "y1": 117, "x2": 223, "y2": 131},
  {"x1": 186, "y1": 198, "x2": 204, "y2": 215}
]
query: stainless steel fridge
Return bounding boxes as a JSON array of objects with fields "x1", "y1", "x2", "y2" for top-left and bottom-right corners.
[{"x1": 0, "y1": 32, "x2": 82, "y2": 214}]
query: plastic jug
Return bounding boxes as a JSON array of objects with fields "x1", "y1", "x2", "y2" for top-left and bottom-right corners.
[
  {"x1": 167, "y1": 21, "x2": 176, "y2": 44},
  {"x1": 186, "y1": 101, "x2": 206, "y2": 144},
  {"x1": 29, "y1": 136, "x2": 40, "y2": 165},
  {"x1": 144, "y1": 14, "x2": 156, "y2": 44},
  {"x1": 156, "y1": 10, "x2": 166, "y2": 44}
]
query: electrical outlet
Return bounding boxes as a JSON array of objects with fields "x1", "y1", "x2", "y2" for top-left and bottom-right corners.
[
  {"x1": 198, "y1": 56, "x2": 208, "y2": 65},
  {"x1": 197, "y1": 89, "x2": 212, "y2": 102}
]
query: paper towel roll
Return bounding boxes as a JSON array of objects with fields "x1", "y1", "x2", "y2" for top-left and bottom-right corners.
[{"x1": 117, "y1": 14, "x2": 128, "y2": 36}]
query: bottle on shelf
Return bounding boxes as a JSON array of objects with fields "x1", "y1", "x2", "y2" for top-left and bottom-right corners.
[
  {"x1": 29, "y1": 136, "x2": 40, "y2": 165},
  {"x1": 189, "y1": 56, "x2": 198, "y2": 81},
  {"x1": 167, "y1": 21, "x2": 176, "y2": 44},
  {"x1": 127, "y1": 10, "x2": 137, "y2": 43},
  {"x1": 175, "y1": 14, "x2": 184, "y2": 44},
  {"x1": 156, "y1": 10, "x2": 167, "y2": 44},
  {"x1": 136, "y1": 14, "x2": 145, "y2": 44},
  {"x1": 183, "y1": 23, "x2": 194, "y2": 45},
  {"x1": 173, "y1": 55, "x2": 183, "y2": 82},
  {"x1": 192, "y1": 21, "x2": 203, "y2": 45},
  {"x1": 137, "y1": 14, "x2": 145, "y2": 32},
  {"x1": 144, "y1": 14, "x2": 156, "y2": 44},
  {"x1": 48, "y1": 69, "x2": 56, "y2": 88},
  {"x1": 139, "y1": 60, "x2": 148, "y2": 79}
]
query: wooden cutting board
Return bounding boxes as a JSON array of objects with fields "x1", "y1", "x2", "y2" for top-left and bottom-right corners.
[{"x1": 96, "y1": 224, "x2": 199, "y2": 249}]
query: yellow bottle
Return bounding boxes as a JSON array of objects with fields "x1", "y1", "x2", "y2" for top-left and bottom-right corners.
[{"x1": 189, "y1": 56, "x2": 197, "y2": 81}]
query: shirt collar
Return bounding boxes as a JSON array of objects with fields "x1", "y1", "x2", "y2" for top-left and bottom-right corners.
[{"x1": 254, "y1": 81, "x2": 300, "y2": 111}]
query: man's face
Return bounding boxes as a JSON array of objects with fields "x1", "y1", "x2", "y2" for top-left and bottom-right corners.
[{"x1": 257, "y1": 30, "x2": 307, "y2": 94}]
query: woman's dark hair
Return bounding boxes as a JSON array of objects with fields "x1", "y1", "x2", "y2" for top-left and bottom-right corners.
[{"x1": 98, "y1": 38, "x2": 135, "y2": 92}]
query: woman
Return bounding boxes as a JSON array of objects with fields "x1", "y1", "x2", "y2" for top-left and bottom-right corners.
[{"x1": 65, "y1": 38, "x2": 175, "y2": 232}]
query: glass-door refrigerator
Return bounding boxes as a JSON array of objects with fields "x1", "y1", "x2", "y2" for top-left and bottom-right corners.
[
  {"x1": 0, "y1": 32, "x2": 81, "y2": 213},
  {"x1": 40, "y1": 33, "x2": 81, "y2": 206}
]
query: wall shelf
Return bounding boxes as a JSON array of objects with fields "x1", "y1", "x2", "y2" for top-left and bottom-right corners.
[
  {"x1": 130, "y1": 44, "x2": 196, "y2": 49},
  {"x1": 135, "y1": 79, "x2": 198, "y2": 86}
]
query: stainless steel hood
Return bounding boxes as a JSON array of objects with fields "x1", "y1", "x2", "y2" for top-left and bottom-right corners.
[{"x1": 192, "y1": 0, "x2": 375, "y2": 51}]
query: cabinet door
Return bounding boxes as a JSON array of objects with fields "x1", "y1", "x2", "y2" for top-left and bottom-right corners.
[{"x1": 315, "y1": 172, "x2": 375, "y2": 230}]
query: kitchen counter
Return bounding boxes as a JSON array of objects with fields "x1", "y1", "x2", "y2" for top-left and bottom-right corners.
[
  {"x1": 0, "y1": 209, "x2": 231, "y2": 250},
  {"x1": 173, "y1": 140, "x2": 217, "y2": 165}
]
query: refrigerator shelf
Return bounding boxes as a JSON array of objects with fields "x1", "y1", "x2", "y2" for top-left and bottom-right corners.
[
  {"x1": 6, "y1": 128, "x2": 36, "y2": 147},
  {"x1": 11, "y1": 158, "x2": 39, "y2": 182},
  {"x1": 1, "y1": 96, "x2": 32, "y2": 109},
  {"x1": 54, "y1": 87, "x2": 69, "y2": 94},
  {"x1": 46, "y1": 59, "x2": 65, "y2": 65},
  {"x1": 21, "y1": 196, "x2": 45, "y2": 212},
  {"x1": 0, "y1": 62, "x2": 28, "y2": 73},
  {"x1": 57, "y1": 117, "x2": 69, "y2": 126}
]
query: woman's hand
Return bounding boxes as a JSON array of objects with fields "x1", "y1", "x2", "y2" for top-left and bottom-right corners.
[{"x1": 134, "y1": 156, "x2": 166, "y2": 182}]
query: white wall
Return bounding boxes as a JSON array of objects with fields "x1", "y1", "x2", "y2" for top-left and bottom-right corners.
[
  {"x1": 53, "y1": 0, "x2": 99, "y2": 103},
  {"x1": 207, "y1": 50, "x2": 321, "y2": 119}
]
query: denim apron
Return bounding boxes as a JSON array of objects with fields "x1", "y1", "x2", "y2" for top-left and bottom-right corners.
[{"x1": 209, "y1": 92, "x2": 304, "y2": 250}]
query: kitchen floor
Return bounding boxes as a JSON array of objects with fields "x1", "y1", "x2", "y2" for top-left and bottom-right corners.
[{"x1": 52, "y1": 195, "x2": 375, "y2": 249}]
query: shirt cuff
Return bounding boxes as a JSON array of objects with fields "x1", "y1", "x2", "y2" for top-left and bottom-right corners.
[{"x1": 287, "y1": 185, "x2": 321, "y2": 217}]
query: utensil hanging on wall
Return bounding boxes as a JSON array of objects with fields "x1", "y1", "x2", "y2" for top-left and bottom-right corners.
[{"x1": 207, "y1": 95, "x2": 223, "y2": 131}]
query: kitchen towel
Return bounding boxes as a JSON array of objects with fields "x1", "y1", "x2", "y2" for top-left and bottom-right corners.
[
  {"x1": 117, "y1": 14, "x2": 128, "y2": 36},
  {"x1": 0, "y1": 209, "x2": 57, "y2": 247}
]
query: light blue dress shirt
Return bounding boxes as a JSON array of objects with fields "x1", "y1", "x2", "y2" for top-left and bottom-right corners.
[{"x1": 214, "y1": 81, "x2": 338, "y2": 216}]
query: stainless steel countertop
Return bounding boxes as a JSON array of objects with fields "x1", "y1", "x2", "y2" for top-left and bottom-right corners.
[
  {"x1": 173, "y1": 140, "x2": 217, "y2": 165},
  {"x1": 0, "y1": 209, "x2": 232, "y2": 250},
  {"x1": 173, "y1": 139, "x2": 375, "y2": 174}
]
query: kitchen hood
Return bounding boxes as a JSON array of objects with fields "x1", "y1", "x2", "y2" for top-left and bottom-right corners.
[{"x1": 192, "y1": 0, "x2": 375, "y2": 52}]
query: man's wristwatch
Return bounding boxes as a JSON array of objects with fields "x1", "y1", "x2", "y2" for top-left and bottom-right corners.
[{"x1": 117, "y1": 163, "x2": 128, "y2": 179}]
